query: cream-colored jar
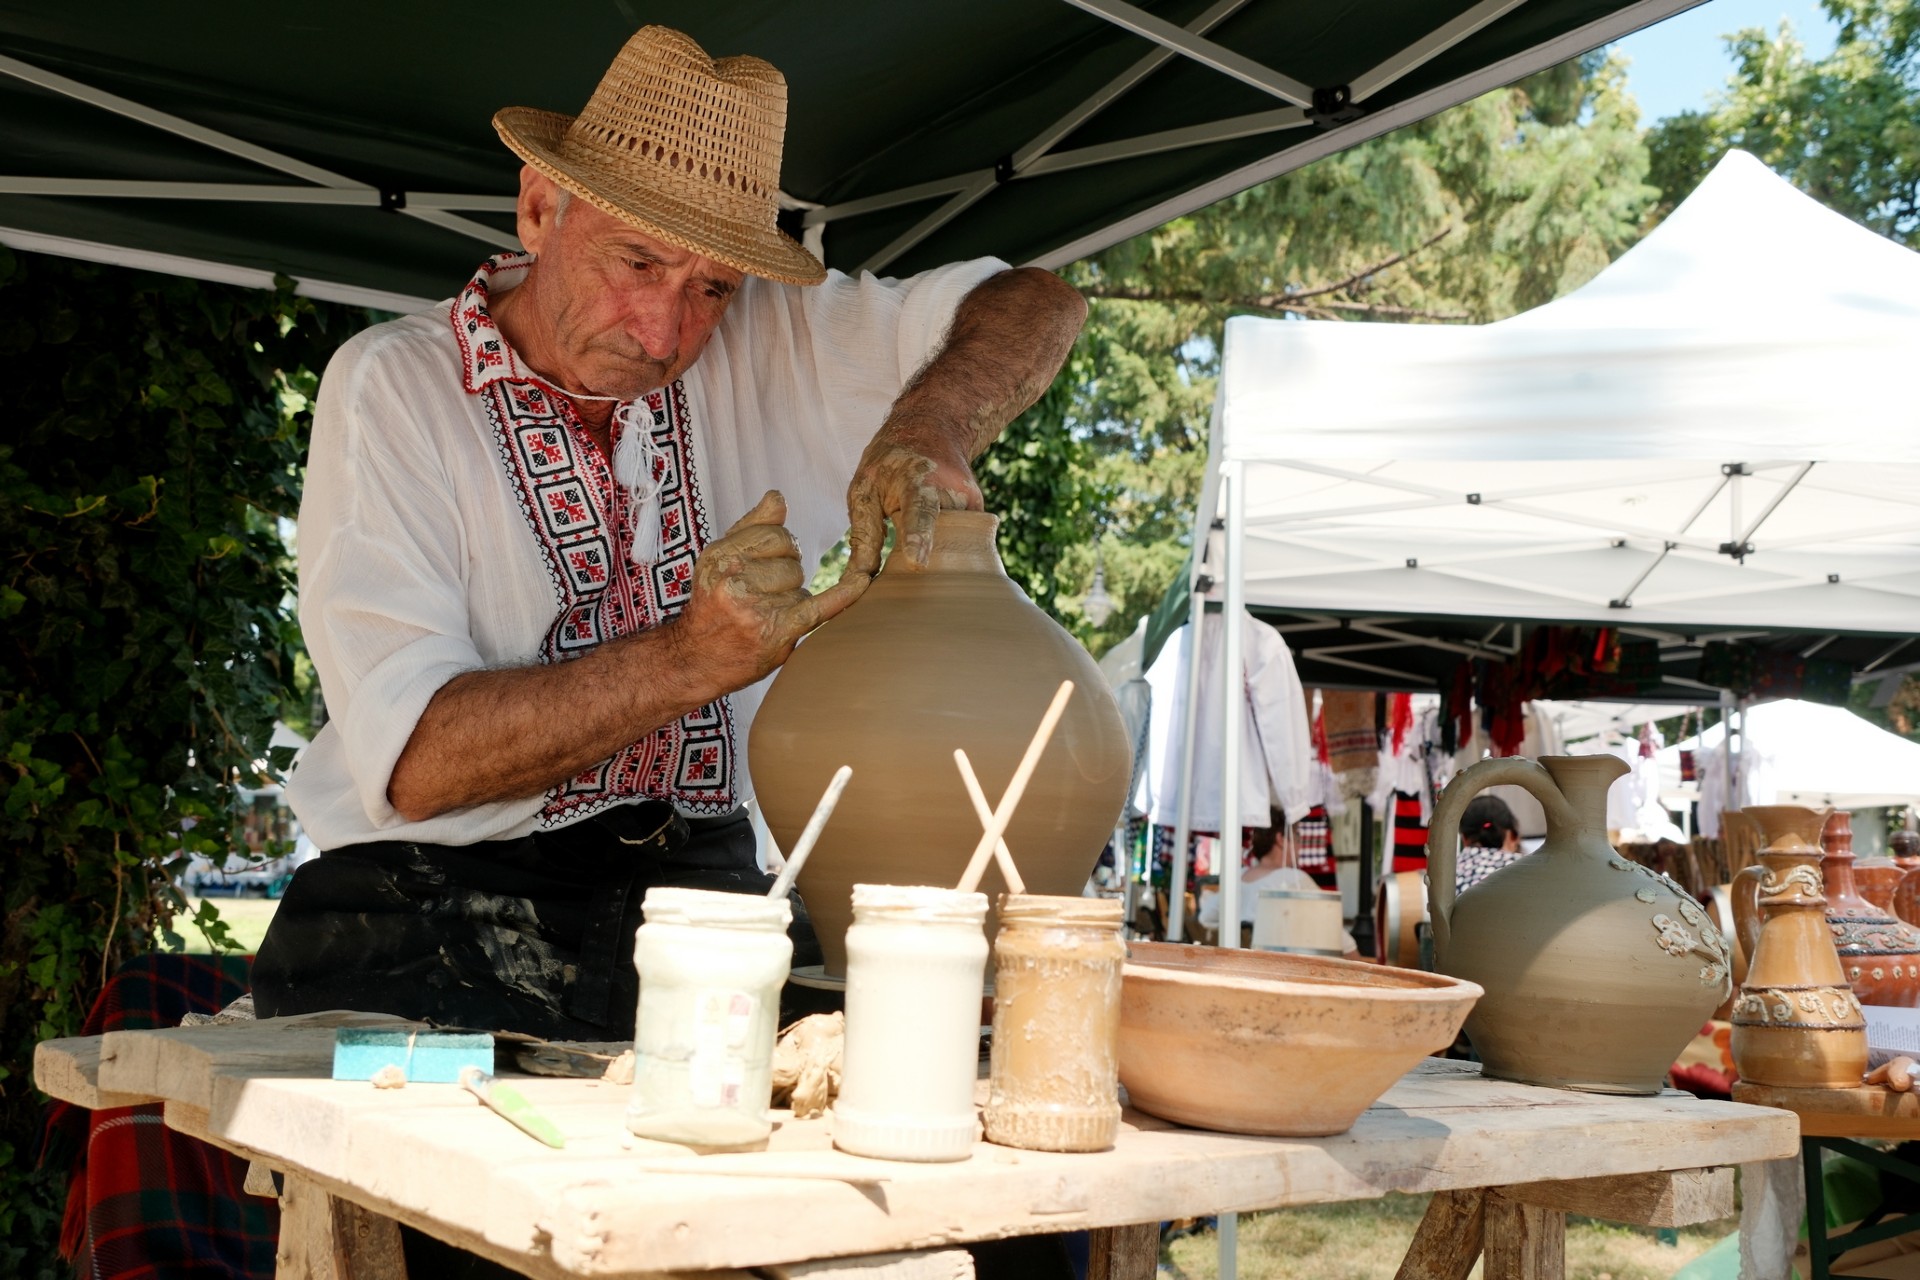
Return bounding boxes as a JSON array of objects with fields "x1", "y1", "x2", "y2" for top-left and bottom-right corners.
[
  {"x1": 832, "y1": 884, "x2": 989, "y2": 1162},
  {"x1": 627, "y1": 887, "x2": 793, "y2": 1151},
  {"x1": 984, "y1": 893, "x2": 1125, "y2": 1152}
]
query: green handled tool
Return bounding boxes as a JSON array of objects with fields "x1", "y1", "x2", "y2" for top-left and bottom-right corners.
[{"x1": 459, "y1": 1066, "x2": 566, "y2": 1149}]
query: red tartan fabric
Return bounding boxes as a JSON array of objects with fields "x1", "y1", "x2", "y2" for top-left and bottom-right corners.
[{"x1": 40, "y1": 952, "x2": 275, "y2": 1279}]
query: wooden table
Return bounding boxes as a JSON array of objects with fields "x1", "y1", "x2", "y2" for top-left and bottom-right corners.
[
  {"x1": 37, "y1": 1013, "x2": 1797, "y2": 1280},
  {"x1": 1735, "y1": 1082, "x2": 1920, "y2": 1280}
]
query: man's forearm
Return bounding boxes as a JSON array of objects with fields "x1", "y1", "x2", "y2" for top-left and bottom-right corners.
[
  {"x1": 885, "y1": 266, "x2": 1086, "y2": 459},
  {"x1": 386, "y1": 623, "x2": 715, "y2": 823}
]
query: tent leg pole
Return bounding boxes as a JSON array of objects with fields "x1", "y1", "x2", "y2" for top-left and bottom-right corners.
[
  {"x1": 1220, "y1": 462, "x2": 1246, "y2": 953},
  {"x1": 1169, "y1": 591, "x2": 1207, "y2": 943}
]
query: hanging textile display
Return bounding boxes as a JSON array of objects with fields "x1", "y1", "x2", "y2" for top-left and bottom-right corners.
[{"x1": 1321, "y1": 690, "x2": 1378, "y2": 800}]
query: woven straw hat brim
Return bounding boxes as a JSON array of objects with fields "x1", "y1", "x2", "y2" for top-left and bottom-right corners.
[{"x1": 496, "y1": 106, "x2": 825, "y2": 286}]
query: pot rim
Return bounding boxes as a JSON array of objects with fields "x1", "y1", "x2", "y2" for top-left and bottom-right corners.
[{"x1": 1123, "y1": 942, "x2": 1483, "y2": 1006}]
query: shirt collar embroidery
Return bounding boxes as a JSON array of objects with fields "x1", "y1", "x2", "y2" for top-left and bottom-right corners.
[{"x1": 452, "y1": 253, "x2": 538, "y2": 394}]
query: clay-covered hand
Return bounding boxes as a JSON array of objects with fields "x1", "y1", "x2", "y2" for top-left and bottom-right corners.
[
  {"x1": 673, "y1": 491, "x2": 868, "y2": 688},
  {"x1": 845, "y1": 424, "x2": 982, "y2": 577},
  {"x1": 1867, "y1": 1057, "x2": 1917, "y2": 1091}
]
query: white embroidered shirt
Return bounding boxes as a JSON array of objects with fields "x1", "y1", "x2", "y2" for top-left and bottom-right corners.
[{"x1": 287, "y1": 252, "x2": 1007, "y2": 850}]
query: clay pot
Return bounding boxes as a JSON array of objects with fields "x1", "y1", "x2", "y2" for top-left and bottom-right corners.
[
  {"x1": 1735, "y1": 808, "x2": 1920, "y2": 1008},
  {"x1": 1823, "y1": 811, "x2": 1920, "y2": 1006},
  {"x1": 1426, "y1": 755, "x2": 1731, "y2": 1096},
  {"x1": 1729, "y1": 805, "x2": 1868, "y2": 1088},
  {"x1": 749, "y1": 511, "x2": 1132, "y2": 977},
  {"x1": 1116, "y1": 941, "x2": 1480, "y2": 1137}
]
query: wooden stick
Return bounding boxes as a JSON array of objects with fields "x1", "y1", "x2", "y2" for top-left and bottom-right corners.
[
  {"x1": 768, "y1": 766, "x2": 852, "y2": 901},
  {"x1": 955, "y1": 681, "x2": 1074, "y2": 894},
  {"x1": 953, "y1": 749, "x2": 1026, "y2": 894}
]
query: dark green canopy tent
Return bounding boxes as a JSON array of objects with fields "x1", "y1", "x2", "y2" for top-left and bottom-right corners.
[{"x1": 2, "y1": 0, "x2": 1697, "y2": 308}]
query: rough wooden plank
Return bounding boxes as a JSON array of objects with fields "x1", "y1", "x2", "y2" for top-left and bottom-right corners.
[
  {"x1": 1483, "y1": 1192, "x2": 1564, "y2": 1280},
  {"x1": 1395, "y1": 1188, "x2": 1485, "y2": 1280},
  {"x1": 1499, "y1": 1167, "x2": 1735, "y2": 1227},
  {"x1": 33, "y1": 1034, "x2": 159, "y2": 1109},
  {"x1": 765, "y1": 1249, "x2": 974, "y2": 1279},
  {"x1": 1734, "y1": 1081, "x2": 1920, "y2": 1139},
  {"x1": 97, "y1": 1010, "x2": 415, "y2": 1110},
  {"x1": 277, "y1": 1175, "x2": 341, "y2": 1280},
  {"x1": 1087, "y1": 1222, "x2": 1160, "y2": 1280},
  {"x1": 75, "y1": 1029, "x2": 1800, "y2": 1278},
  {"x1": 329, "y1": 1196, "x2": 408, "y2": 1280}
]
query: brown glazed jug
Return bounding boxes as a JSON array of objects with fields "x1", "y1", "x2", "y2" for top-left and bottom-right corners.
[
  {"x1": 1427, "y1": 755, "x2": 1731, "y2": 1095},
  {"x1": 749, "y1": 511, "x2": 1132, "y2": 977},
  {"x1": 1729, "y1": 805, "x2": 1868, "y2": 1088}
]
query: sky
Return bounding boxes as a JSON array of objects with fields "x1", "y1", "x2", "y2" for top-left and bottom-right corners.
[{"x1": 1608, "y1": 0, "x2": 1840, "y2": 123}]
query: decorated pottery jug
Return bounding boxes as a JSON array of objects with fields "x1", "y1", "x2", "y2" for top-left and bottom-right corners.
[
  {"x1": 1427, "y1": 755, "x2": 1731, "y2": 1095},
  {"x1": 749, "y1": 511, "x2": 1132, "y2": 977},
  {"x1": 1735, "y1": 807, "x2": 1920, "y2": 1007},
  {"x1": 1831, "y1": 812, "x2": 1903, "y2": 917},
  {"x1": 1728, "y1": 805, "x2": 1868, "y2": 1088}
]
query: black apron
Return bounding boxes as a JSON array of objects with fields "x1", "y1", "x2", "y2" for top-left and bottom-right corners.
[{"x1": 251, "y1": 802, "x2": 827, "y2": 1039}]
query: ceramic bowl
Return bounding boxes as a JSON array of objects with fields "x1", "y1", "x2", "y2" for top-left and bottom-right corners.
[{"x1": 1117, "y1": 941, "x2": 1482, "y2": 1137}]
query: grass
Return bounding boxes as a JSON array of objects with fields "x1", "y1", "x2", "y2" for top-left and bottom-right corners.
[
  {"x1": 176, "y1": 895, "x2": 281, "y2": 954},
  {"x1": 1160, "y1": 1195, "x2": 1737, "y2": 1280}
]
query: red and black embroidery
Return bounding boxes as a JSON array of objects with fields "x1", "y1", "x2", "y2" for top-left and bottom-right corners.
[{"x1": 455, "y1": 254, "x2": 735, "y2": 822}]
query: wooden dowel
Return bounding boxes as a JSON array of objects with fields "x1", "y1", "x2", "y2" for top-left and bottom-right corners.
[
  {"x1": 953, "y1": 749, "x2": 1026, "y2": 895},
  {"x1": 956, "y1": 681, "x2": 1074, "y2": 894}
]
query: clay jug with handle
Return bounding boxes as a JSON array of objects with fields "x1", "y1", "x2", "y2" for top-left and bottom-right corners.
[
  {"x1": 749, "y1": 511, "x2": 1132, "y2": 978},
  {"x1": 1427, "y1": 754, "x2": 1731, "y2": 1095},
  {"x1": 1729, "y1": 805, "x2": 1868, "y2": 1088}
]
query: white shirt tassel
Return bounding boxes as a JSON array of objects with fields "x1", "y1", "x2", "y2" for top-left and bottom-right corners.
[{"x1": 611, "y1": 405, "x2": 667, "y2": 565}]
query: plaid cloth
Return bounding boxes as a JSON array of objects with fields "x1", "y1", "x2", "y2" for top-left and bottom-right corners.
[{"x1": 40, "y1": 952, "x2": 276, "y2": 1279}]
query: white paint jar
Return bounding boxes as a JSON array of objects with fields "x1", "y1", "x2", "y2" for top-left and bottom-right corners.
[
  {"x1": 832, "y1": 884, "x2": 989, "y2": 1161},
  {"x1": 627, "y1": 887, "x2": 792, "y2": 1151}
]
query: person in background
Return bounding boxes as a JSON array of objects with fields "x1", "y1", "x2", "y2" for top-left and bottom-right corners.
[{"x1": 1455, "y1": 794, "x2": 1525, "y2": 897}]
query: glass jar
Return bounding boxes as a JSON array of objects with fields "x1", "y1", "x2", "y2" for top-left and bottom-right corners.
[
  {"x1": 627, "y1": 887, "x2": 792, "y2": 1151},
  {"x1": 983, "y1": 893, "x2": 1126, "y2": 1152},
  {"x1": 832, "y1": 884, "x2": 989, "y2": 1162}
]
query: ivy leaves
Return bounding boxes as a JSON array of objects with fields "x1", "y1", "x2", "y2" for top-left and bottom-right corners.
[{"x1": 0, "y1": 247, "x2": 352, "y2": 1272}]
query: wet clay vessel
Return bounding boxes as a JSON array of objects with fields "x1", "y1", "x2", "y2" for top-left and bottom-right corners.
[
  {"x1": 1729, "y1": 805, "x2": 1868, "y2": 1088},
  {"x1": 750, "y1": 511, "x2": 1132, "y2": 976},
  {"x1": 1116, "y1": 941, "x2": 1480, "y2": 1137},
  {"x1": 1426, "y1": 755, "x2": 1731, "y2": 1095}
]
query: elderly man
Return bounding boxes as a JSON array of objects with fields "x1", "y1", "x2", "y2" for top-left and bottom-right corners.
[{"x1": 252, "y1": 26, "x2": 1084, "y2": 1042}]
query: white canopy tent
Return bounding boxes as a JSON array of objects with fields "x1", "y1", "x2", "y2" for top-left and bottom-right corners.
[
  {"x1": 1658, "y1": 699, "x2": 1920, "y2": 811},
  {"x1": 1170, "y1": 150, "x2": 1920, "y2": 947}
]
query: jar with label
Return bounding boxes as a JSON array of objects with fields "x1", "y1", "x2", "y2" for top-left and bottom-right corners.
[
  {"x1": 983, "y1": 893, "x2": 1126, "y2": 1152},
  {"x1": 833, "y1": 884, "x2": 989, "y2": 1162},
  {"x1": 627, "y1": 887, "x2": 793, "y2": 1151}
]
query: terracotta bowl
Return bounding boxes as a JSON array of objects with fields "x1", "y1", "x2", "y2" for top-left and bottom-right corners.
[{"x1": 1117, "y1": 941, "x2": 1483, "y2": 1137}]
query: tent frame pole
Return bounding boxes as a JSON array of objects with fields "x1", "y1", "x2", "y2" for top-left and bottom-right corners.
[
  {"x1": 1168, "y1": 592, "x2": 1207, "y2": 943},
  {"x1": 1220, "y1": 461, "x2": 1247, "y2": 952}
]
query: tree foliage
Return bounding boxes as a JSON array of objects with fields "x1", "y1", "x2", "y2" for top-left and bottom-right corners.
[
  {"x1": 986, "y1": 54, "x2": 1658, "y2": 655},
  {"x1": 0, "y1": 248, "x2": 350, "y2": 1273},
  {"x1": 1648, "y1": 0, "x2": 1920, "y2": 239}
]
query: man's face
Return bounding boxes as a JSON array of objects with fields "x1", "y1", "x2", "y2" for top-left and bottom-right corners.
[{"x1": 514, "y1": 169, "x2": 745, "y2": 398}]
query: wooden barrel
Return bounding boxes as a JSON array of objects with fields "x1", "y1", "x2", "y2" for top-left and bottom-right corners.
[
  {"x1": 1252, "y1": 889, "x2": 1344, "y2": 956},
  {"x1": 1374, "y1": 870, "x2": 1428, "y2": 968}
]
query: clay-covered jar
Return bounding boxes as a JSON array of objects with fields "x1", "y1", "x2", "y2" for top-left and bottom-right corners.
[
  {"x1": 1426, "y1": 755, "x2": 1731, "y2": 1095},
  {"x1": 1729, "y1": 805, "x2": 1868, "y2": 1088},
  {"x1": 750, "y1": 511, "x2": 1132, "y2": 977}
]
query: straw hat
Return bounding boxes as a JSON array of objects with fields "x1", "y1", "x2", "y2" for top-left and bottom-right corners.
[{"x1": 494, "y1": 26, "x2": 824, "y2": 285}]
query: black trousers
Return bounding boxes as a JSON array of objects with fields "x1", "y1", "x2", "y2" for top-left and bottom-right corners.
[{"x1": 252, "y1": 802, "x2": 826, "y2": 1037}]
